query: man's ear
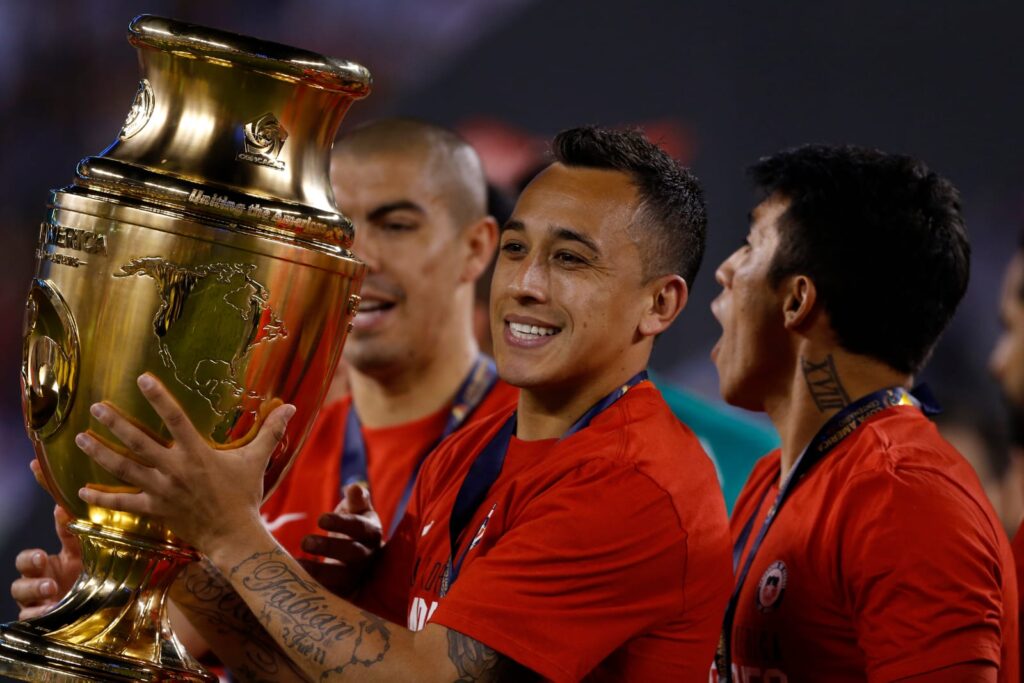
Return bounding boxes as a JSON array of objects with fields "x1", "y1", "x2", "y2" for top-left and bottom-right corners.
[
  {"x1": 638, "y1": 274, "x2": 688, "y2": 338},
  {"x1": 460, "y1": 215, "x2": 499, "y2": 284},
  {"x1": 782, "y1": 275, "x2": 816, "y2": 330}
]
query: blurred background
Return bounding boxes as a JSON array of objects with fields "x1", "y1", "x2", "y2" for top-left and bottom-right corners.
[{"x1": 1, "y1": 0, "x2": 1023, "y2": 618}]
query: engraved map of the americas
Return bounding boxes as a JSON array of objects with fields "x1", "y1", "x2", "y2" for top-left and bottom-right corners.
[{"x1": 115, "y1": 257, "x2": 287, "y2": 437}]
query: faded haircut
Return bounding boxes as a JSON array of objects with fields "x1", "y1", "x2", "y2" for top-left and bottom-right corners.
[
  {"x1": 551, "y1": 126, "x2": 707, "y2": 287},
  {"x1": 334, "y1": 117, "x2": 488, "y2": 227}
]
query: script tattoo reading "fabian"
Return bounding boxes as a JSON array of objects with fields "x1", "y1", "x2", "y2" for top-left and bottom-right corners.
[
  {"x1": 801, "y1": 355, "x2": 850, "y2": 412},
  {"x1": 178, "y1": 560, "x2": 307, "y2": 682},
  {"x1": 231, "y1": 549, "x2": 391, "y2": 679}
]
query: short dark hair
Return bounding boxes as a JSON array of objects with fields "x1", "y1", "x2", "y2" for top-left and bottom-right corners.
[
  {"x1": 551, "y1": 126, "x2": 707, "y2": 287},
  {"x1": 335, "y1": 118, "x2": 487, "y2": 227},
  {"x1": 751, "y1": 144, "x2": 970, "y2": 375}
]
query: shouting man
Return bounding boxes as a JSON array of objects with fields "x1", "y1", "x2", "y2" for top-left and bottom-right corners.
[{"x1": 713, "y1": 145, "x2": 1018, "y2": 681}]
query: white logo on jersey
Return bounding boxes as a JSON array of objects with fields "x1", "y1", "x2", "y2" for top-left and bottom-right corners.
[
  {"x1": 421, "y1": 520, "x2": 435, "y2": 537},
  {"x1": 469, "y1": 503, "x2": 497, "y2": 550},
  {"x1": 261, "y1": 512, "x2": 307, "y2": 532},
  {"x1": 408, "y1": 597, "x2": 439, "y2": 631}
]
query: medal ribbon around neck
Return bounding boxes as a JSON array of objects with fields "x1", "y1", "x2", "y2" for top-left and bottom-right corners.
[
  {"x1": 341, "y1": 355, "x2": 499, "y2": 539},
  {"x1": 439, "y1": 370, "x2": 651, "y2": 597},
  {"x1": 715, "y1": 385, "x2": 933, "y2": 681}
]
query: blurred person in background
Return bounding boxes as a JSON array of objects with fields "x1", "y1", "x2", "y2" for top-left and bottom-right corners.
[
  {"x1": 988, "y1": 231, "x2": 1024, "y2": 666},
  {"x1": 935, "y1": 408, "x2": 1019, "y2": 535}
]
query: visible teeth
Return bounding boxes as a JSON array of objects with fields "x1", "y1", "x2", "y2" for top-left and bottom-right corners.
[
  {"x1": 509, "y1": 321, "x2": 559, "y2": 339},
  {"x1": 359, "y1": 300, "x2": 390, "y2": 313}
]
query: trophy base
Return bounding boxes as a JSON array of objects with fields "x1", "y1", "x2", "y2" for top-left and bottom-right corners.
[
  {"x1": 0, "y1": 622, "x2": 213, "y2": 682},
  {"x1": 0, "y1": 520, "x2": 214, "y2": 682}
]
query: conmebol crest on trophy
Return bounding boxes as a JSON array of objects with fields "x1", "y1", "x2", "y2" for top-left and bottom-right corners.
[{"x1": 238, "y1": 112, "x2": 289, "y2": 170}]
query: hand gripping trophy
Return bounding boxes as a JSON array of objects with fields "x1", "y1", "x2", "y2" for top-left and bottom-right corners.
[{"x1": 0, "y1": 16, "x2": 369, "y2": 682}]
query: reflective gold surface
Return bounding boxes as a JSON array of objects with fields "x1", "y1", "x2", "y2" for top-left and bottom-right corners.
[
  {"x1": 29, "y1": 192, "x2": 365, "y2": 540},
  {"x1": 1, "y1": 14, "x2": 369, "y2": 681},
  {"x1": 23, "y1": 280, "x2": 79, "y2": 440},
  {"x1": 0, "y1": 522, "x2": 206, "y2": 682}
]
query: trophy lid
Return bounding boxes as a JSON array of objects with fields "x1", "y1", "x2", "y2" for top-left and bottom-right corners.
[
  {"x1": 127, "y1": 15, "x2": 371, "y2": 97},
  {"x1": 69, "y1": 15, "x2": 373, "y2": 253}
]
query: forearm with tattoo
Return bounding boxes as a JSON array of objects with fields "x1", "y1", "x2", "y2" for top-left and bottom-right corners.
[
  {"x1": 209, "y1": 538, "x2": 534, "y2": 682},
  {"x1": 171, "y1": 560, "x2": 309, "y2": 682},
  {"x1": 229, "y1": 548, "x2": 391, "y2": 679}
]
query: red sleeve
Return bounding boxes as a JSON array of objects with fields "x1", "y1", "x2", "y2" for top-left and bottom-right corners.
[
  {"x1": 837, "y1": 462, "x2": 1006, "y2": 681},
  {"x1": 430, "y1": 460, "x2": 689, "y2": 683}
]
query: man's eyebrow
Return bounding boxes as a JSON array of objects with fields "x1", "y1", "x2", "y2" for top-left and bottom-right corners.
[
  {"x1": 552, "y1": 226, "x2": 600, "y2": 254},
  {"x1": 499, "y1": 220, "x2": 601, "y2": 254},
  {"x1": 367, "y1": 200, "x2": 425, "y2": 222}
]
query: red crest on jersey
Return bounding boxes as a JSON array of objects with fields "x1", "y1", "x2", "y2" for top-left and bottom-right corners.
[{"x1": 756, "y1": 560, "x2": 787, "y2": 612}]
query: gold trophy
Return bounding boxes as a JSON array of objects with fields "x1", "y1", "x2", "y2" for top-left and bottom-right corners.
[{"x1": 0, "y1": 15, "x2": 369, "y2": 682}]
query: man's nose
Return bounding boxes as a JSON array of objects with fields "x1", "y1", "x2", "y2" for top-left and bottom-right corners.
[
  {"x1": 715, "y1": 256, "x2": 734, "y2": 289},
  {"x1": 507, "y1": 254, "x2": 548, "y2": 303},
  {"x1": 351, "y1": 226, "x2": 381, "y2": 273}
]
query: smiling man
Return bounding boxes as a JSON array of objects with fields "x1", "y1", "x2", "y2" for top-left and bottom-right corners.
[
  {"x1": 75, "y1": 126, "x2": 733, "y2": 681},
  {"x1": 712, "y1": 145, "x2": 1018, "y2": 682}
]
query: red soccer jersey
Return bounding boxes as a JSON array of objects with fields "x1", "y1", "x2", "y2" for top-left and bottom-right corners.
[
  {"x1": 260, "y1": 380, "x2": 518, "y2": 557},
  {"x1": 1013, "y1": 523, "x2": 1024, "y2": 669},
  {"x1": 723, "y1": 405, "x2": 1019, "y2": 682},
  {"x1": 362, "y1": 382, "x2": 733, "y2": 682}
]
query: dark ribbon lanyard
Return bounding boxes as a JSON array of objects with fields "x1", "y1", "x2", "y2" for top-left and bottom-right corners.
[
  {"x1": 716, "y1": 385, "x2": 938, "y2": 681},
  {"x1": 341, "y1": 355, "x2": 498, "y2": 539},
  {"x1": 438, "y1": 370, "x2": 651, "y2": 597}
]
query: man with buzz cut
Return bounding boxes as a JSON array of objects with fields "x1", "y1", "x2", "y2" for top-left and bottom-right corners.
[
  {"x1": 712, "y1": 145, "x2": 1019, "y2": 681},
  {"x1": 73, "y1": 126, "x2": 734, "y2": 681},
  {"x1": 259, "y1": 118, "x2": 519, "y2": 560}
]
